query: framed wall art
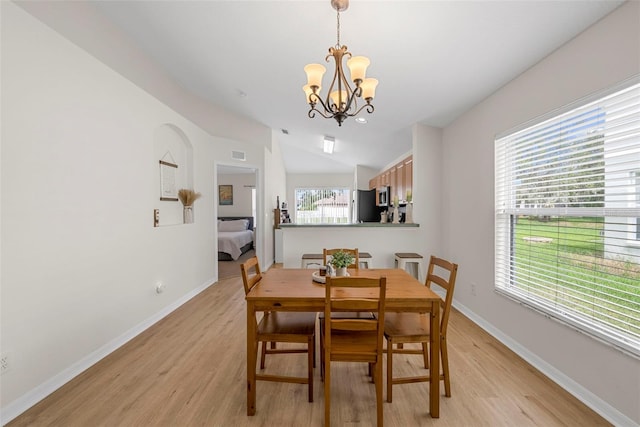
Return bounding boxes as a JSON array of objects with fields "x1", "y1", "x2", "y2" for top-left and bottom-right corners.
[
  {"x1": 219, "y1": 185, "x2": 233, "y2": 205},
  {"x1": 159, "y1": 160, "x2": 178, "y2": 201}
]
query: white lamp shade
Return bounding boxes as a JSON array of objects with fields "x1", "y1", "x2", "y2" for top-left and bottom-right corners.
[
  {"x1": 360, "y1": 78, "x2": 378, "y2": 100},
  {"x1": 303, "y1": 84, "x2": 321, "y2": 103},
  {"x1": 304, "y1": 63, "x2": 326, "y2": 88},
  {"x1": 330, "y1": 90, "x2": 347, "y2": 108},
  {"x1": 347, "y1": 56, "x2": 370, "y2": 82}
]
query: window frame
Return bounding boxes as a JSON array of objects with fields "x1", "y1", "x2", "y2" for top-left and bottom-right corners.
[
  {"x1": 294, "y1": 187, "x2": 351, "y2": 225},
  {"x1": 494, "y1": 75, "x2": 640, "y2": 357}
]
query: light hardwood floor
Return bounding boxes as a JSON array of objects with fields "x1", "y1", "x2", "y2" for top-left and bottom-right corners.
[{"x1": 8, "y1": 274, "x2": 610, "y2": 426}]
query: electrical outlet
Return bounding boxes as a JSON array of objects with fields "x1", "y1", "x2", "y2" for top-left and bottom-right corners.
[
  {"x1": 471, "y1": 282, "x2": 477, "y2": 296},
  {"x1": 1, "y1": 353, "x2": 9, "y2": 374}
]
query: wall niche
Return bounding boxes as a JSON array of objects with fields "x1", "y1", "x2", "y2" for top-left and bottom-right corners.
[{"x1": 153, "y1": 123, "x2": 194, "y2": 226}]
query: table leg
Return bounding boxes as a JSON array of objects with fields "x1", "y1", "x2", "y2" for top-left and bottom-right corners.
[
  {"x1": 430, "y1": 300, "x2": 440, "y2": 418},
  {"x1": 247, "y1": 300, "x2": 257, "y2": 415}
]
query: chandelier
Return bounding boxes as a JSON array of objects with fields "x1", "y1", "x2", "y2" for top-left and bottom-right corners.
[{"x1": 303, "y1": 0, "x2": 378, "y2": 126}]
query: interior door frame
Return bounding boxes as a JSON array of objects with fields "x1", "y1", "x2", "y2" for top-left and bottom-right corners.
[{"x1": 214, "y1": 162, "x2": 262, "y2": 280}]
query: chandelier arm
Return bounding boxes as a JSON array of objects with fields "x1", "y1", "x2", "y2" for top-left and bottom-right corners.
[
  {"x1": 308, "y1": 94, "x2": 336, "y2": 119},
  {"x1": 311, "y1": 93, "x2": 334, "y2": 116},
  {"x1": 308, "y1": 106, "x2": 334, "y2": 120},
  {"x1": 342, "y1": 85, "x2": 362, "y2": 115},
  {"x1": 346, "y1": 102, "x2": 374, "y2": 117}
]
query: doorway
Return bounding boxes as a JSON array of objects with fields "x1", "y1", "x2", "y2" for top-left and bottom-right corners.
[{"x1": 216, "y1": 164, "x2": 259, "y2": 279}]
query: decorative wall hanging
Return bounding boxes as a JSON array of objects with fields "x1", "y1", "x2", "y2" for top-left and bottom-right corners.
[
  {"x1": 159, "y1": 160, "x2": 178, "y2": 201},
  {"x1": 219, "y1": 185, "x2": 233, "y2": 205}
]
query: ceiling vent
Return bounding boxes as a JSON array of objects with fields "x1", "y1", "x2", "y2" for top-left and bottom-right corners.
[
  {"x1": 281, "y1": 129, "x2": 289, "y2": 135},
  {"x1": 231, "y1": 150, "x2": 246, "y2": 161}
]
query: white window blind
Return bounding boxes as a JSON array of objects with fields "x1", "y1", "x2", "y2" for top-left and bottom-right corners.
[
  {"x1": 295, "y1": 188, "x2": 350, "y2": 224},
  {"x1": 495, "y1": 77, "x2": 640, "y2": 356}
]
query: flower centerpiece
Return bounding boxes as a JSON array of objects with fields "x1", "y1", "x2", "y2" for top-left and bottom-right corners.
[
  {"x1": 328, "y1": 250, "x2": 354, "y2": 276},
  {"x1": 178, "y1": 189, "x2": 201, "y2": 224}
]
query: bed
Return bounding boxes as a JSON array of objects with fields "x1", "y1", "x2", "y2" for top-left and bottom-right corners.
[{"x1": 218, "y1": 217, "x2": 254, "y2": 261}]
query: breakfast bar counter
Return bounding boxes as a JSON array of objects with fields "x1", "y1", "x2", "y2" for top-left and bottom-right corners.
[
  {"x1": 280, "y1": 222, "x2": 419, "y2": 228},
  {"x1": 278, "y1": 223, "x2": 423, "y2": 269}
]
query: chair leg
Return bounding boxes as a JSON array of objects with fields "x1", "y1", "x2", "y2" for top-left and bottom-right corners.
[
  {"x1": 308, "y1": 336, "x2": 314, "y2": 402},
  {"x1": 260, "y1": 341, "x2": 267, "y2": 369},
  {"x1": 324, "y1": 355, "x2": 331, "y2": 427},
  {"x1": 320, "y1": 321, "x2": 325, "y2": 381},
  {"x1": 375, "y1": 360, "x2": 383, "y2": 427},
  {"x1": 386, "y1": 338, "x2": 393, "y2": 403},
  {"x1": 441, "y1": 337, "x2": 451, "y2": 397},
  {"x1": 422, "y1": 342, "x2": 429, "y2": 369}
]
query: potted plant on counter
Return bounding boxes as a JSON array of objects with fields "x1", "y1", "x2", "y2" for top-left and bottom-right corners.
[{"x1": 328, "y1": 250, "x2": 354, "y2": 277}]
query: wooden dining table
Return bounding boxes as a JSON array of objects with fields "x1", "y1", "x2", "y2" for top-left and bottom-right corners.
[{"x1": 245, "y1": 267, "x2": 442, "y2": 418}]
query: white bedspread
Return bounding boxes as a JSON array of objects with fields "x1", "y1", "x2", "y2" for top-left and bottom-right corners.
[{"x1": 218, "y1": 230, "x2": 253, "y2": 260}]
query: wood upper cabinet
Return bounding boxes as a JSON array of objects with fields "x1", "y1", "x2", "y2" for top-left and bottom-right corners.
[
  {"x1": 368, "y1": 155, "x2": 413, "y2": 202},
  {"x1": 404, "y1": 156, "x2": 413, "y2": 200},
  {"x1": 396, "y1": 161, "x2": 405, "y2": 201},
  {"x1": 389, "y1": 166, "x2": 397, "y2": 200},
  {"x1": 369, "y1": 177, "x2": 377, "y2": 190}
]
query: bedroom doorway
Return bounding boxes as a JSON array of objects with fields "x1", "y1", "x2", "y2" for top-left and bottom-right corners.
[{"x1": 216, "y1": 164, "x2": 259, "y2": 280}]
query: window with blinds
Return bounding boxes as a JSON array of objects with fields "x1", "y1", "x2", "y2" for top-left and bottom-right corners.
[
  {"x1": 495, "y1": 77, "x2": 640, "y2": 356},
  {"x1": 294, "y1": 188, "x2": 350, "y2": 224}
]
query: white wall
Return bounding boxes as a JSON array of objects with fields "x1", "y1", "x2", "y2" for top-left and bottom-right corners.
[
  {"x1": 217, "y1": 173, "x2": 256, "y2": 217},
  {"x1": 0, "y1": 3, "x2": 272, "y2": 422},
  {"x1": 281, "y1": 226, "x2": 423, "y2": 269},
  {"x1": 441, "y1": 2, "x2": 640, "y2": 425}
]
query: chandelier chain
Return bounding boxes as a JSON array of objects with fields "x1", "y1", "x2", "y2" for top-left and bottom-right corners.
[{"x1": 336, "y1": 10, "x2": 341, "y2": 47}]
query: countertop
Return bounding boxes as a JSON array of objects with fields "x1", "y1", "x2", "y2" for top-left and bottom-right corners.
[{"x1": 279, "y1": 222, "x2": 419, "y2": 228}]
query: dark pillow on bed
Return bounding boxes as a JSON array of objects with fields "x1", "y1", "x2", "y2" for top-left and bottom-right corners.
[{"x1": 219, "y1": 219, "x2": 249, "y2": 232}]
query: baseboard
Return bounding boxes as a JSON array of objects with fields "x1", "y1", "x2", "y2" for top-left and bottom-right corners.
[
  {"x1": 1, "y1": 278, "x2": 217, "y2": 425},
  {"x1": 452, "y1": 299, "x2": 637, "y2": 427}
]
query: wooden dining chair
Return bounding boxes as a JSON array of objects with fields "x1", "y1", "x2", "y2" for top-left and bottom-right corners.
[
  {"x1": 319, "y1": 247, "x2": 372, "y2": 379},
  {"x1": 384, "y1": 255, "x2": 458, "y2": 402},
  {"x1": 323, "y1": 275, "x2": 386, "y2": 427},
  {"x1": 322, "y1": 248, "x2": 360, "y2": 269},
  {"x1": 241, "y1": 256, "x2": 316, "y2": 403}
]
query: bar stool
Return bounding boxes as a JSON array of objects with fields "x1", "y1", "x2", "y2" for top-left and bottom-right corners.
[
  {"x1": 301, "y1": 253, "x2": 323, "y2": 268},
  {"x1": 359, "y1": 252, "x2": 373, "y2": 269},
  {"x1": 394, "y1": 252, "x2": 424, "y2": 282}
]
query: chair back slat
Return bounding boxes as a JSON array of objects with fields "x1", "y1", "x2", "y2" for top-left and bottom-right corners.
[
  {"x1": 332, "y1": 319, "x2": 378, "y2": 332},
  {"x1": 425, "y1": 255, "x2": 458, "y2": 335},
  {"x1": 240, "y1": 256, "x2": 262, "y2": 296},
  {"x1": 324, "y1": 275, "x2": 386, "y2": 357},
  {"x1": 332, "y1": 299, "x2": 379, "y2": 311}
]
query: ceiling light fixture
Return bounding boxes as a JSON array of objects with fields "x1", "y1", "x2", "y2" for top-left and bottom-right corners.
[
  {"x1": 303, "y1": 0, "x2": 378, "y2": 127},
  {"x1": 323, "y1": 136, "x2": 335, "y2": 154}
]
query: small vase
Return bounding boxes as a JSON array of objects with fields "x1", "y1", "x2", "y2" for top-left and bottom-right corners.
[
  {"x1": 183, "y1": 206, "x2": 194, "y2": 224},
  {"x1": 405, "y1": 203, "x2": 413, "y2": 224},
  {"x1": 392, "y1": 205, "x2": 400, "y2": 224},
  {"x1": 336, "y1": 267, "x2": 348, "y2": 277}
]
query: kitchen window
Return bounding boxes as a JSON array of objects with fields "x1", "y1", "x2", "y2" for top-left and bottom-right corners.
[
  {"x1": 294, "y1": 187, "x2": 350, "y2": 224},
  {"x1": 495, "y1": 77, "x2": 640, "y2": 356}
]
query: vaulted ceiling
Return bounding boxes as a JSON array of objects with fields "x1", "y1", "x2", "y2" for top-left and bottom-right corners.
[{"x1": 19, "y1": 0, "x2": 624, "y2": 174}]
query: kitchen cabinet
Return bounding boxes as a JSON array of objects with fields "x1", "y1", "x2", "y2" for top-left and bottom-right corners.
[
  {"x1": 368, "y1": 155, "x2": 413, "y2": 202},
  {"x1": 396, "y1": 161, "x2": 405, "y2": 201}
]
